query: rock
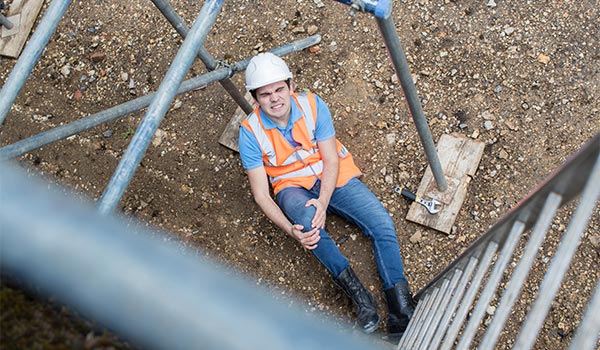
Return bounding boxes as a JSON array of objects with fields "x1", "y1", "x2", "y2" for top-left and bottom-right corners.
[
  {"x1": 499, "y1": 150, "x2": 509, "y2": 159},
  {"x1": 90, "y1": 51, "x2": 106, "y2": 62},
  {"x1": 313, "y1": 0, "x2": 325, "y2": 8},
  {"x1": 484, "y1": 120, "x2": 494, "y2": 130},
  {"x1": 537, "y1": 54, "x2": 551, "y2": 65},
  {"x1": 291, "y1": 26, "x2": 305, "y2": 34},
  {"x1": 504, "y1": 27, "x2": 515, "y2": 36},
  {"x1": 386, "y1": 133, "x2": 397, "y2": 145},
  {"x1": 409, "y1": 231, "x2": 423, "y2": 244},
  {"x1": 482, "y1": 110, "x2": 495, "y2": 120},
  {"x1": 487, "y1": 0, "x2": 497, "y2": 8},
  {"x1": 60, "y1": 64, "x2": 71, "y2": 77},
  {"x1": 307, "y1": 25, "x2": 318, "y2": 35},
  {"x1": 590, "y1": 235, "x2": 600, "y2": 247},
  {"x1": 152, "y1": 129, "x2": 167, "y2": 147}
]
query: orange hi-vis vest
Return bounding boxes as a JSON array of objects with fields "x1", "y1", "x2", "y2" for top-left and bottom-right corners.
[{"x1": 240, "y1": 92, "x2": 362, "y2": 195}]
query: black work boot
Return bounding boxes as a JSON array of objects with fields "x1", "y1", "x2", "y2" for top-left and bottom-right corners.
[
  {"x1": 335, "y1": 266, "x2": 381, "y2": 334},
  {"x1": 384, "y1": 280, "x2": 416, "y2": 342}
]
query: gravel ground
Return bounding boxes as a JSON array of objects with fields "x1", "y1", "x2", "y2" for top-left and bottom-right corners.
[{"x1": 0, "y1": 0, "x2": 598, "y2": 349}]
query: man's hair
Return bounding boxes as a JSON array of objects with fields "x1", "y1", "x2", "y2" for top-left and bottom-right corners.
[{"x1": 250, "y1": 79, "x2": 292, "y2": 101}]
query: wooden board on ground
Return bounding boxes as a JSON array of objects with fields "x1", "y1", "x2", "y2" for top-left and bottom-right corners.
[
  {"x1": 406, "y1": 133, "x2": 485, "y2": 234},
  {"x1": 219, "y1": 92, "x2": 255, "y2": 152},
  {"x1": 0, "y1": 0, "x2": 44, "y2": 58}
]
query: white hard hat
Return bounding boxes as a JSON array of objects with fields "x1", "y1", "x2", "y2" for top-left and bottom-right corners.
[{"x1": 245, "y1": 52, "x2": 293, "y2": 91}]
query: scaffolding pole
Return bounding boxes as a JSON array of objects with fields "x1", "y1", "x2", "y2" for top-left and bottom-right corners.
[
  {"x1": 0, "y1": 14, "x2": 14, "y2": 29},
  {"x1": 0, "y1": 161, "x2": 385, "y2": 350},
  {"x1": 150, "y1": 0, "x2": 253, "y2": 114},
  {"x1": 0, "y1": 0, "x2": 73, "y2": 125},
  {"x1": 98, "y1": 0, "x2": 224, "y2": 215},
  {"x1": 376, "y1": 15, "x2": 447, "y2": 191},
  {"x1": 0, "y1": 35, "x2": 321, "y2": 160}
]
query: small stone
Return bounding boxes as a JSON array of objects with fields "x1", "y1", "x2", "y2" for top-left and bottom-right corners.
[
  {"x1": 103, "y1": 130, "x2": 113, "y2": 138},
  {"x1": 313, "y1": 0, "x2": 326, "y2": 8},
  {"x1": 499, "y1": 150, "x2": 509, "y2": 159},
  {"x1": 484, "y1": 120, "x2": 494, "y2": 130},
  {"x1": 482, "y1": 110, "x2": 495, "y2": 120},
  {"x1": 537, "y1": 54, "x2": 551, "y2": 65},
  {"x1": 385, "y1": 175, "x2": 393, "y2": 184},
  {"x1": 504, "y1": 27, "x2": 515, "y2": 36},
  {"x1": 307, "y1": 25, "x2": 318, "y2": 35},
  {"x1": 152, "y1": 129, "x2": 167, "y2": 147},
  {"x1": 590, "y1": 235, "x2": 600, "y2": 247},
  {"x1": 60, "y1": 64, "x2": 71, "y2": 77},
  {"x1": 291, "y1": 26, "x2": 305, "y2": 34},
  {"x1": 409, "y1": 231, "x2": 423, "y2": 244},
  {"x1": 90, "y1": 51, "x2": 106, "y2": 63},
  {"x1": 487, "y1": 0, "x2": 497, "y2": 8},
  {"x1": 386, "y1": 133, "x2": 397, "y2": 145}
]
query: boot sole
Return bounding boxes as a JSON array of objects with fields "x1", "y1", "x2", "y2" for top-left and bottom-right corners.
[{"x1": 363, "y1": 314, "x2": 382, "y2": 334}]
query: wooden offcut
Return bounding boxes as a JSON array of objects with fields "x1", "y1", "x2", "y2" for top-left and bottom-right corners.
[
  {"x1": 0, "y1": 0, "x2": 44, "y2": 58},
  {"x1": 406, "y1": 133, "x2": 485, "y2": 234},
  {"x1": 219, "y1": 92, "x2": 255, "y2": 152}
]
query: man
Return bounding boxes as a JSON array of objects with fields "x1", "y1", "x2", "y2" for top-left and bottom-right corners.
[{"x1": 238, "y1": 52, "x2": 415, "y2": 340}]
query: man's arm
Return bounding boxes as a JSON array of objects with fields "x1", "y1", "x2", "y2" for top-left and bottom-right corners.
[
  {"x1": 305, "y1": 137, "x2": 339, "y2": 229},
  {"x1": 246, "y1": 166, "x2": 320, "y2": 250}
]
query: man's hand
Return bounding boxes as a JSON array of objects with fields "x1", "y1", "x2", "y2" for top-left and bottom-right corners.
[
  {"x1": 290, "y1": 224, "x2": 320, "y2": 250},
  {"x1": 305, "y1": 198, "x2": 327, "y2": 229}
]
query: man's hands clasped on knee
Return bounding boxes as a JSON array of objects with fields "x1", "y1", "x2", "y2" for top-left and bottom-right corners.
[{"x1": 290, "y1": 224, "x2": 320, "y2": 250}]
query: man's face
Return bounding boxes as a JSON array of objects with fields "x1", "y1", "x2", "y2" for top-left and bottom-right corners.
[{"x1": 254, "y1": 80, "x2": 293, "y2": 124}]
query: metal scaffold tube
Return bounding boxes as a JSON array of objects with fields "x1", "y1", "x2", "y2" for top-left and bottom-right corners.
[
  {"x1": 0, "y1": 0, "x2": 73, "y2": 125},
  {"x1": 98, "y1": 0, "x2": 224, "y2": 215},
  {"x1": 0, "y1": 14, "x2": 14, "y2": 29},
  {"x1": 150, "y1": 0, "x2": 253, "y2": 114},
  {"x1": 376, "y1": 15, "x2": 447, "y2": 191},
  {"x1": 0, "y1": 162, "x2": 386, "y2": 350},
  {"x1": 0, "y1": 35, "x2": 321, "y2": 160}
]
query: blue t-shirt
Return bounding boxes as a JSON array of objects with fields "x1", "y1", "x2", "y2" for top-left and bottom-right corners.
[{"x1": 239, "y1": 94, "x2": 335, "y2": 170}]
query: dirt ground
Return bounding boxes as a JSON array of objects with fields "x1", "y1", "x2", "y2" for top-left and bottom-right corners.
[{"x1": 1, "y1": 0, "x2": 598, "y2": 349}]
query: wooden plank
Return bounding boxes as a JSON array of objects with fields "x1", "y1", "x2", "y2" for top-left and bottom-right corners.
[
  {"x1": 218, "y1": 92, "x2": 255, "y2": 152},
  {"x1": 0, "y1": 0, "x2": 45, "y2": 58},
  {"x1": 406, "y1": 133, "x2": 485, "y2": 234}
]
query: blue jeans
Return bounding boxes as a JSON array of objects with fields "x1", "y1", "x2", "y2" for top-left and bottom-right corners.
[{"x1": 276, "y1": 177, "x2": 406, "y2": 289}]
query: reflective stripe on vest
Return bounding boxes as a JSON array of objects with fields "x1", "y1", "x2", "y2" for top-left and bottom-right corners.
[{"x1": 244, "y1": 93, "x2": 322, "y2": 184}]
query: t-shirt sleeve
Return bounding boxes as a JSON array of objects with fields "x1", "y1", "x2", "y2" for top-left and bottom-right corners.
[
  {"x1": 314, "y1": 94, "x2": 336, "y2": 142},
  {"x1": 238, "y1": 125, "x2": 264, "y2": 170}
]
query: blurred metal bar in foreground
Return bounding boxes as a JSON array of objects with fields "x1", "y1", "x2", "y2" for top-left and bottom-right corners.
[{"x1": 0, "y1": 161, "x2": 385, "y2": 350}]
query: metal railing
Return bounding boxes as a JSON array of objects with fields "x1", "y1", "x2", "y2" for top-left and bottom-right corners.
[{"x1": 398, "y1": 133, "x2": 600, "y2": 350}]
